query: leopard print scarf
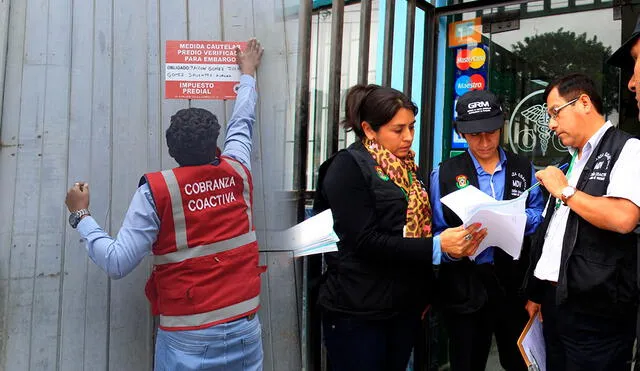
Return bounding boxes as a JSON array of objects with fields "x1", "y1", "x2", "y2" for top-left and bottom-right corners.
[{"x1": 363, "y1": 138, "x2": 433, "y2": 238}]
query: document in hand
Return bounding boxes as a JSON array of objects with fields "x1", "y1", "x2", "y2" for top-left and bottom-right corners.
[
  {"x1": 440, "y1": 185, "x2": 527, "y2": 260},
  {"x1": 517, "y1": 313, "x2": 546, "y2": 371},
  {"x1": 283, "y1": 209, "x2": 340, "y2": 257}
]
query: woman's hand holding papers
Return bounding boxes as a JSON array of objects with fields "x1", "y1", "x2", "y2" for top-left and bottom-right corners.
[{"x1": 440, "y1": 223, "x2": 487, "y2": 259}]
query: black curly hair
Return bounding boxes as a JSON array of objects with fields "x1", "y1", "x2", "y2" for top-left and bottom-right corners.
[{"x1": 166, "y1": 108, "x2": 220, "y2": 166}]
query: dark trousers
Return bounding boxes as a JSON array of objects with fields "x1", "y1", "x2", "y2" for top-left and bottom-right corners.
[
  {"x1": 541, "y1": 284, "x2": 636, "y2": 371},
  {"x1": 636, "y1": 305, "x2": 640, "y2": 371},
  {"x1": 322, "y1": 311, "x2": 421, "y2": 371},
  {"x1": 443, "y1": 276, "x2": 528, "y2": 371}
]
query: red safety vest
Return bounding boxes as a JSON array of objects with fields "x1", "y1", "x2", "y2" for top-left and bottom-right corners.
[{"x1": 144, "y1": 156, "x2": 265, "y2": 331}]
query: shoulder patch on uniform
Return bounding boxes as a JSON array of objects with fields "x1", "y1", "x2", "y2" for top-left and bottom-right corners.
[
  {"x1": 375, "y1": 166, "x2": 390, "y2": 181},
  {"x1": 455, "y1": 174, "x2": 469, "y2": 189}
]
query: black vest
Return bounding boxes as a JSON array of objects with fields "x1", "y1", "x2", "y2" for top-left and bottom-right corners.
[
  {"x1": 529, "y1": 127, "x2": 637, "y2": 317},
  {"x1": 439, "y1": 150, "x2": 532, "y2": 226},
  {"x1": 437, "y1": 149, "x2": 533, "y2": 314},
  {"x1": 314, "y1": 141, "x2": 434, "y2": 317},
  {"x1": 315, "y1": 142, "x2": 411, "y2": 235}
]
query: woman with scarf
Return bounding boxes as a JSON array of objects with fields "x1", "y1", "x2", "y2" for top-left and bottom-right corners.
[{"x1": 314, "y1": 84, "x2": 487, "y2": 371}]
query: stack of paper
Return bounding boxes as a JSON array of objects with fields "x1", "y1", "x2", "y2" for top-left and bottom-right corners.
[
  {"x1": 283, "y1": 209, "x2": 340, "y2": 257},
  {"x1": 440, "y1": 185, "x2": 528, "y2": 260}
]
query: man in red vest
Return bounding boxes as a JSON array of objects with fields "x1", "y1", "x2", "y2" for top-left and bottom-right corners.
[{"x1": 65, "y1": 38, "x2": 265, "y2": 370}]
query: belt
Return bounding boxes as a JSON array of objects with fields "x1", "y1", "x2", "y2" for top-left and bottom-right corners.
[
  {"x1": 545, "y1": 280, "x2": 558, "y2": 287},
  {"x1": 231, "y1": 313, "x2": 256, "y2": 323}
]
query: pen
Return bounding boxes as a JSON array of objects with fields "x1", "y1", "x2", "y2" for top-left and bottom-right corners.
[{"x1": 523, "y1": 162, "x2": 569, "y2": 194}]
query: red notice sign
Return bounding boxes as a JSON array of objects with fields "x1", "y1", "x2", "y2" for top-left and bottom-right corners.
[{"x1": 165, "y1": 40, "x2": 247, "y2": 100}]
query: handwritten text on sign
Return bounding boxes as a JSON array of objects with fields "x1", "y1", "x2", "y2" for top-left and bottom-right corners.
[{"x1": 165, "y1": 41, "x2": 246, "y2": 100}]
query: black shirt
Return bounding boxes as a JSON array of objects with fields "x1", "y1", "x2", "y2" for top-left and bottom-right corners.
[{"x1": 315, "y1": 143, "x2": 435, "y2": 318}]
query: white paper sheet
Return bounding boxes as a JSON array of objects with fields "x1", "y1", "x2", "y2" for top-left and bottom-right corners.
[
  {"x1": 293, "y1": 243, "x2": 338, "y2": 257},
  {"x1": 466, "y1": 191, "x2": 528, "y2": 217},
  {"x1": 466, "y1": 210, "x2": 527, "y2": 259},
  {"x1": 440, "y1": 185, "x2": 495, "y2": 222},
  {"x1": 518, "y1": 314, "x2": 546, "y2": 371},
  {"x1": 441, "y1": 185, "x2": 529, "y2": 260},
  {"x1": 283, "y1": 209, "x2": 340, "y2": 257}
]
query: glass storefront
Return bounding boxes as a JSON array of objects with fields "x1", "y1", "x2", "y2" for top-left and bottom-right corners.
[{"x1": 439, "y1": 5, "x2": 625, "y2": 169}]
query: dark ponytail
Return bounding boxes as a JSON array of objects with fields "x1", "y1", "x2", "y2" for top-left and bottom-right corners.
[{"x1": 342, "y1": 84, "x2": 418, "y2": 139}]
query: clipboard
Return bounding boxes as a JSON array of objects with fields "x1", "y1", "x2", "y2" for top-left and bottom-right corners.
[{"x1": 517, "y1": 313, "x2": 546, "y2": 371}]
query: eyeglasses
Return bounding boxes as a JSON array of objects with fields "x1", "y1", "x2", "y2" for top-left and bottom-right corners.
[{"x1": 548, "y1": 97, "x2": 580, "y2": 120}]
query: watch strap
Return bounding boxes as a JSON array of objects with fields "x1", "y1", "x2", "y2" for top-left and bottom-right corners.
[
  {"x1": 561, "y1": 186, "x2": 576, "y2": 205},
  {"x1": 70, "y1": 208, "x2": 91, "y2": 228},
  {"x1": 75, "y1": 208, "x2": 91, "y2": 218}
]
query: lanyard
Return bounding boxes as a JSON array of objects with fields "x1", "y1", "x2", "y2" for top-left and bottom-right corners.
[
  {"x1": 399, "y1": 171, "x2": 414, "y2": 201},
  {"x1": 554, "y1": 152, "x2": 577, "y2": 210}
]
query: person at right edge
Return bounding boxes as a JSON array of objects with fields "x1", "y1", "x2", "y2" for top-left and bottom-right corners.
[
  {"x1": 313, "y1": 84, "x2": 488, "y2": 371},
  {"x1": 607, "y1": 14, "x2": 640, "y2": 371},
  {"x1": 429, "y1": 90, "x2": 544, "y2": 371},
  {"x1": 524, "y1": 73, "x2": 640, "y2": 371}
]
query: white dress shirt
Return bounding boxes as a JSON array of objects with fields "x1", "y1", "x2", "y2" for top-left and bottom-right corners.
[{"x1": 534, "y1": 121, "x2": 640, "y2": 282}]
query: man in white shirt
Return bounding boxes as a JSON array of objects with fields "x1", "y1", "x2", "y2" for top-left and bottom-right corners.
[{"x1": 524, "y1": 73, "x2": 640, "y2": 371}]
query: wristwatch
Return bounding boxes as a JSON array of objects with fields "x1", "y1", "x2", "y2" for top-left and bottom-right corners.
[
  {"x1": 560, "y1": 186, "x2": 577, "y2": 205},
  {"x1": 69, "y1": 209, "x2": 91, "y2": 229}
]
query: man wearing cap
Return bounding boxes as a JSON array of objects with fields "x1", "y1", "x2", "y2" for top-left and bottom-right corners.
[
  {"x1": 429, "y1": 90, "x2": 544, "y2": 371},
  {"x1": 608, "y1": 14, "x2": 640, "y2": 120},
  {"x1": 607, "y1": 15, "x2": 640, "y2": 371},
  {"x1": 525, "y1": 73, "x2": 640, "y2": 370}
]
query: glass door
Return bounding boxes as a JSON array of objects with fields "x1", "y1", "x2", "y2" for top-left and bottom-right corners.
[{"x1": 441, "y1": 5, "x2": 623, "y2": 168}]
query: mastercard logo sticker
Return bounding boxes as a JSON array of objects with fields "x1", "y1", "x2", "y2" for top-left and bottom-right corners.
[
  {"x1": 454, "y1": 74, "x2": 486, "y2": 96},
  {"x1": 455, "y1": 47, "x2": 487, "y2": 70}
]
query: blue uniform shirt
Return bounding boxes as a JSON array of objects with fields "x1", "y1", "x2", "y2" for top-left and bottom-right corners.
[
  {"x1": 77, "y1": 74, "x2": 258, "y2": 279},
  {"x1": 429, "y1": 148, "x2": 544, "y2": 264}
]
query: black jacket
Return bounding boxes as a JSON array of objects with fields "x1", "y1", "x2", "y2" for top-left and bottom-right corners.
[
  {"x1": 437, "y1": 150, "x2": 534, "y2": 314},
  {"x1": 526, "y1": 127, "x2": 638, "y2": 318},
  {"x1": 314, "y1": 141, "x2": 435, "y2": 319}
]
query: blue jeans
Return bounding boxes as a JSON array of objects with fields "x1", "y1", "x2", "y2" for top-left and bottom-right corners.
[{"x1": 154, "y1": 315, "x2": 263, "y2": 371}]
